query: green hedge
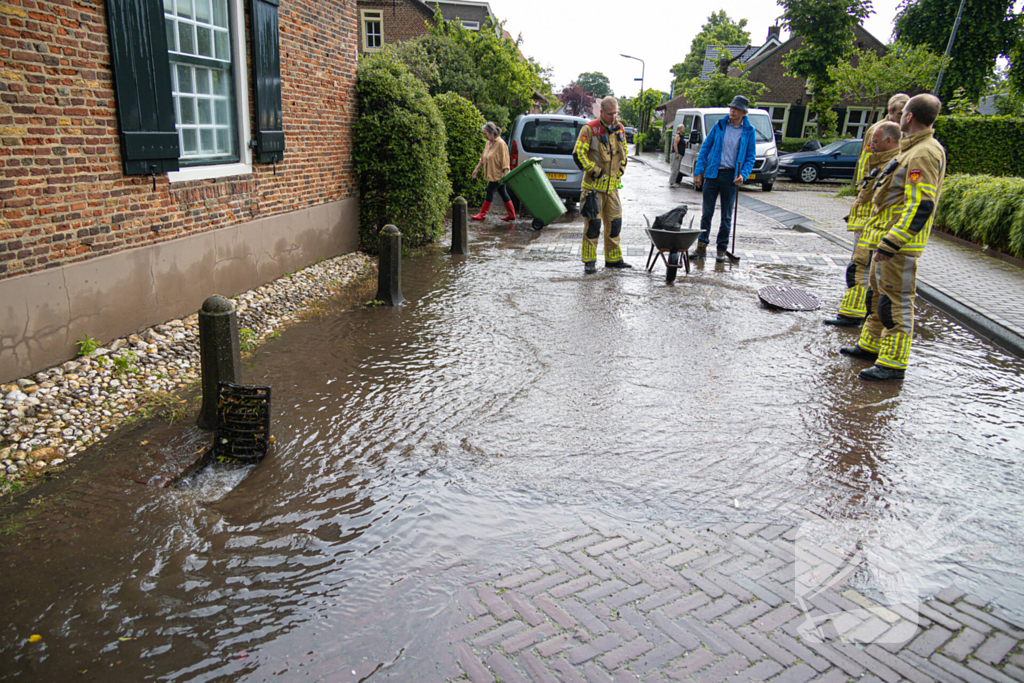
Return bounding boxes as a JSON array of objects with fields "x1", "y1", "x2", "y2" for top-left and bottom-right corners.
[
  {"x1": 354, "y1": 51, "x2": 451, "y2": 251},
  {"x1": 934, "y1": 116, "x2": 1024, "y2": 177},
  {"x1": 935, "y1": 174, "x2": 1024, "y2": 259},
  {"x1": 637, "y1": 127, "x2": 662, "y2": 152},
  {"x1": 434, "y1": 92, "x2": 487, "y2": 204}
]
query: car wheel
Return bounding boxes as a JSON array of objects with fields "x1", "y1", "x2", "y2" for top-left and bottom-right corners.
[
  {"x1": 798, "y1": 164, "x2": 819, "y2": 184},
  {"x1": 761, "y1": 182, "x2": 773, "y2": 192}
]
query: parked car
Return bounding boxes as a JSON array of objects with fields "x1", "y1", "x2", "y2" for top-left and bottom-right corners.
[
  {"x1": 670, "y1": 107, "x2": 779, "y2": 191},
  {"x1": 505, "y1": 114, "x2": 590, "y2": 207},
  {"x1": 624, "y1": 126, "x2": 636, "y2": 143},
  {"x1": 778, "y1": 139, "x2": 863, "y2": 183}
]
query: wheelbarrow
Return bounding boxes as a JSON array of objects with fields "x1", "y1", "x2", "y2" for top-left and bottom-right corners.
[{"x1": 644, "y1": 209, "x2": 702, "y2": 282}]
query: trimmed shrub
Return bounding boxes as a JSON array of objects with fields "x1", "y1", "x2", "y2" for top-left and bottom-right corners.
[
  {"x1": 639, "y1": 126, "x2": 662, "y2": 152},
  {"x1": 935, "y1": 174, "x2": 1024, "y2": 259},
  {"x1": 435, "y1": 92, "x2": 487, "y2": 204},
  {"x1": 354, "y1": 51, "x2": 451, "y2": 251},
  {"x1": 934, "y1": 116, "x2": 1024, "y2": 177}
]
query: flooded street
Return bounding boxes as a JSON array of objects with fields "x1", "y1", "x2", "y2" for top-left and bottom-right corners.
[{"x1": 2, "y1": 161, "x2": 1023, "y2": 681}]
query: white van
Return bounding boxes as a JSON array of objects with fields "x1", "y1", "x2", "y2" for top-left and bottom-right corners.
[{"x1": 671, "y1": 107, "x2": 779, "y2": 191}]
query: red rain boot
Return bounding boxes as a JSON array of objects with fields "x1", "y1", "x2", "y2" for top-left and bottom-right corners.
[
  {"x1": 500, "y1": 200, "x2": 516, "y2": 222},
  {"x1": 471, "y1": 201, "x2": 491, "y2": 221}
]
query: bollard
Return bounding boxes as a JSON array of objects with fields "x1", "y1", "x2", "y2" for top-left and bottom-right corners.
[
  {"x1": 197, "y1": 295, "x2": 241, "y2": 430},
  {"x1": 375, "y1": 225, "x2": 405, "y2": 306},
  {"x1": 451, "y1": 197, "x2": 469, "y2": 255}
]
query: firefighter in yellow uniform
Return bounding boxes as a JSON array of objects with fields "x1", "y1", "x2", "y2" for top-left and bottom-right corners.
[
  {"x1": 574, "y1": 96, "x2": 630, "y2": 274},
  {"x1": 825, "y1": 122, "x2": 902, "y2": 326},
  {"x1": 841, "y1": 94, "x2": 947, "y2": 381}
]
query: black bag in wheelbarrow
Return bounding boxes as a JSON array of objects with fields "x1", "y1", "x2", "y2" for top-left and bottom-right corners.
[{"x1": 651, "y1": 205, "x2": 688, "y2": 231}]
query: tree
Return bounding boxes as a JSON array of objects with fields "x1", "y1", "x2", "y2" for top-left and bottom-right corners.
[
  {"x1": 895, "y1": 0, "x2": 1021, "y2": 105},
  {"x1": 828, "y1": 42, "x2": 950, "y2": 111},
  {"x1": 576, "y1": 72, "x2": 613, "y2": 98},
  {"x1": 558, "y1": 83, "x2": 596, "y2": 117},
  {"x1": 778, "y1": 0, "x2": 874, "y2": 137},
  {"x1": 683, "y1": 73, "x2": 768, "y2": 109},
  {"x1": 671, "y1": 11, "x2": 751, "y2": 88}
]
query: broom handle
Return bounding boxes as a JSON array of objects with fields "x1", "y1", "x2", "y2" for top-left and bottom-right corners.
[{"x1": 731, "y1": 184, "x2": 739, "y2": 254}]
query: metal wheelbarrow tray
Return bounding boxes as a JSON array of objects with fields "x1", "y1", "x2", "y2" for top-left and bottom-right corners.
[{"x1": 644, "y1": 228, "x2": 703, "y2": 280}]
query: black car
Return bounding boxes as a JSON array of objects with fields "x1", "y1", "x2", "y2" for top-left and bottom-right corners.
[{"x1": 778, "y1": 139, "x2": 863, "y2": 183}]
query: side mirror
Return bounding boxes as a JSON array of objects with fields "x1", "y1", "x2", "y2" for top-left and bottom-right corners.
[{"x1": 688, "y1": 130, "x2": 701, "y2": 145}]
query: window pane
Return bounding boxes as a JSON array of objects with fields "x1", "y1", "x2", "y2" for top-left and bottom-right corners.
[
  {"x1": 197, "y1": 26, "x2": 213, "y2": 57},
  {"x1": 165, "y1": 18, "x2": 176, "y2": 51},
  {"x1": 178, "y1": 21, "x2": 195, "y2": 54},
  {"x1": 176, "y1": 64, "x2": 193, "y2": 93},
  {"x1": 179, "y1": 96, "x2": 196, "y2": 124},
  {"x1": 216, "y1": 129, "x2": 229, "y2": 153},
  {"x1": 215, "y1": 99, "x2": 228, "y2": 124},
  {"x1": 195, "y1": 0, "x2": 211, "y2": 23},
  {"x1": 177, "y1": 0, "x2": 193, "y2": 20},
  {"x1": 198, "y1": 98, "x2": 212, "y2": 124},
  {"x1": 212, "y1": 69, "x2": 228, "y2": 96},
  {"x1": 215, "y1": 31, "x2": 230, "y2": 61},
  {"x1": 196, "y1": 69, "x2": 211, "y2": 94},
  {"x1": 164, "y1": 0, "x2": 174, "y2": 11},
  {"x1": 213, "y1": 0, "x2": 228, "y2": 28},
  {"x1": 200, "y1": 129, "x2": 214, "y2": 153},
  {"x1": 181, "y1": 128, "x2": 198, "y2": 155}
]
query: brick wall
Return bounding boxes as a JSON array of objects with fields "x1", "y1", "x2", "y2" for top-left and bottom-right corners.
[
  {"x1": 0, "y1": 0, "x2": 358, "y2": 281},
  {"x1": 356, "y1": 0, "x2": 434, "y2": 55}
]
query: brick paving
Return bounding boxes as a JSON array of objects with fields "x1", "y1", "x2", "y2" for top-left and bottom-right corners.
[{"x1": 446, "y1": 520, "x2": 1024, "y2": 681}]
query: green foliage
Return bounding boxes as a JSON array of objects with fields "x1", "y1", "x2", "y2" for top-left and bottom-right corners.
[
  {"x1": 779, "y1": 0, "x2": 872, "y2": 137},
  {"x1": 934, "y1": 115, "x2": 1024, "y2": 176},
  {"x1": 576, "y1": 72, "x2": 612, "y2": 98},
  {"x1": 671, "y1": 11, "x2": 751, "y2": 87},
  {"x1": 75, "y1": 334, "x2": 99, "y2": 356},
  {"x1": 683, "y1": 73, "x2": 767, "y2": 108},
  {"x1": 777, "y1": 136, "x2": 844, "y2": 153},
  {"x1": 355, "y1": 51, "x2": 451, "y2": 251},
  {"x1": 935, "y1": 174, "x2": 1024, "y2": 258},
  {"x1": 434, "y1": 92, "x2": 487, "y2": 203},
  {"x1": 828, "y1": 41, "x2": 950, "y2": 110},
  {"x1": 895, "y1": 0, "x2": 1021, "y2": 105},
  {"x1": 239, "y1": 328, "x2": 258, "y2": 352},
  {"x1": 111, "y1": 350, "x2": 138, "y2": 377},
  {"x1": 638, "y1": 126, "x2": 662, "y2": 152},
  {"x1": 946, "y1": 87, "x2": 980, "y2": 115}
]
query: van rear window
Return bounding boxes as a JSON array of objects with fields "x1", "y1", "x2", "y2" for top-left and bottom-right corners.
[{"x1": 520, "y1": 120, "x2": 583, "y2": 155}]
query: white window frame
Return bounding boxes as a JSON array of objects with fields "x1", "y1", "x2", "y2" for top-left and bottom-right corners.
[
  {"x1": 758, "y1": 103, "x2": 790, "y2": 140},
  {"x1": 361, "y1": 9, "x2": 383, "y2": 51},
  {"x1": 167, "y1": 0, "x2": 252, "y2": 184},
  {"x1": 461, "y1": 20, "x2": 480, "y2": 30},
  {"x1": 843, "y1": 107, "x2": 876, "y2": 139},
  {"x1": 802, "y1": 108, "x2": 818, "y2": 137}
]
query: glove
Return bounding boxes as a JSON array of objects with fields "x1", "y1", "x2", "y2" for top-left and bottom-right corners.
[{"x1": 592, "y1": 168, "x2": 604, "y2": 180}]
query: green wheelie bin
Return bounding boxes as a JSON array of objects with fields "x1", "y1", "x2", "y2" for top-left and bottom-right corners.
[{"x1": 499, "y1": 157, "x2": 566, "y2": 231}]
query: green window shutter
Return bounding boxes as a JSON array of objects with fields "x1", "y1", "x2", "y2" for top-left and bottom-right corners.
[
  {"x1": 250, "y1": 0, "x2": 285, "y2": 164},
  {"x1": 105, "y1": 0, "x2": 180, "y2": 175}
]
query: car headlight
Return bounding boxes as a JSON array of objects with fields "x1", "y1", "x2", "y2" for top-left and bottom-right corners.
[{"x1": 765, "y1": 146, "x2": 777, "y2": 157}]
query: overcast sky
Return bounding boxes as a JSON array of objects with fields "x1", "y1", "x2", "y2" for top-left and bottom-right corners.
[{"x1": 493, "y1": 0, "x2": 994, "y2": 98}]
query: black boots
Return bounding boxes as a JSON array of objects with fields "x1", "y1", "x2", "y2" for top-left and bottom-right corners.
[
  {"x1": 859, "y1": 365, "x2": 905, "y2": 381},
  {"x1": 824, "y1": 315, "x2": 863, "y2": 327},
  {"x1": 584, "y1": 262, "x2": 597, "y2": 274},
  {"x1": 840, "y1": 346, "x2": 878, "y2": 361},
  {"x1": 605, "y1": 260, "x2": 632, "y2": 269}
]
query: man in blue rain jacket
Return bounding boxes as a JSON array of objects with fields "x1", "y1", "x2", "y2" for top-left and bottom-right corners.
[{"x1": 691, "y1": 95, "x2": 757, "y2": 263}]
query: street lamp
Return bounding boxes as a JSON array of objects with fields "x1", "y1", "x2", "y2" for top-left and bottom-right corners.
[{"x1": 621, "y1": 53, "x2": 644, "y2": 155}]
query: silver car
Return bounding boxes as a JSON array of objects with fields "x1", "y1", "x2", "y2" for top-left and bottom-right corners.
[{"x1": 506, "y1": 114, "x2": 590, "y2": 208}]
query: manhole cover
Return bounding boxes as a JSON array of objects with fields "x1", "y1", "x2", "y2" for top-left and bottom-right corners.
[
  {"x1": 558, "y1": 232, "x2": 583, "y2": 240},
  {"x1": 758, "y1": 285, "x2": 820, "y2": 311}
]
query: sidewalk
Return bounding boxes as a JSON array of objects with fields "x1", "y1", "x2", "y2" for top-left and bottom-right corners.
[{"x1": 637, "y1": 153, "x2": 1024, "y2": 358}]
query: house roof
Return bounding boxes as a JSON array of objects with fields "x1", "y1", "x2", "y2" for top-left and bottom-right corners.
[
  {"x1": 700, "y1": 45, "x2": 757, "y2": 80},
  {"x1": 427, "y1": 0, "x2": 495, "y2": 23}
]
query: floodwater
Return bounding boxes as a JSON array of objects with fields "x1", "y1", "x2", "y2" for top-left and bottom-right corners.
[{"x1": 2, "y1": 162, "x2": 1023, "y2": 681}]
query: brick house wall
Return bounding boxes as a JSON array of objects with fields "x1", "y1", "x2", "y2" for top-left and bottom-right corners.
[
  {"x1": 0, "y1": 0, "x2": 361, "y2": 381},
  {"x1": 356, "y1": 0, "x2": 435, "y2": 55},
  {"x1": 429, "y1": 1, "x2": 492, "y2": 28}
]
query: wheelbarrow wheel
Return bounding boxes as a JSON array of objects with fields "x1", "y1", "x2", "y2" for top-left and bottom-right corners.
[
  {"x1": 666, "y1": 250, "x2": 680, "y2": 283},
  {"x1": 531, "y1": 217, "x2": 545, "y2": 231}
]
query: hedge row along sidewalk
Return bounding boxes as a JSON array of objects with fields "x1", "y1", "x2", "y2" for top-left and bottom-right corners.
[
  {"x1": 0, "y1": 253, "x2": 372, "y2": 498},
  {"x1": 936, "y1": 175, "x2": 1024, "y2": 260}
]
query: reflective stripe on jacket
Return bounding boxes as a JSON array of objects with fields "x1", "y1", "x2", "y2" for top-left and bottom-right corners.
[
  {"x1": 693, "y1": 115, "x2": 756, "y2": 180},
  {"x1": 848, "y1": 147, "x2": 899, "y2": 230},
  {"x1": 876, "y1": 130, "x2": 946, "y2": 257},
  {"x1": 575, "y1": 119, "x2": 628, "y2": 193}
]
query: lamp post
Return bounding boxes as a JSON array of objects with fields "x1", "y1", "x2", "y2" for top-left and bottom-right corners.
[
  {"x1": 621, "y1": 53, "x2": 644, "y2": 155},
  {"x1": 933, "y1": 0, "x2": 967, "y2": 97}
]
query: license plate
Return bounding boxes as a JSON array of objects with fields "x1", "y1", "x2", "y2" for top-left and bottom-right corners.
[
  {"x1": 546, "y1": 172, "x2": 567, "y2": 181},
  {"x1": 747, "y1": 173, "x2": 756, "y2": 180}
]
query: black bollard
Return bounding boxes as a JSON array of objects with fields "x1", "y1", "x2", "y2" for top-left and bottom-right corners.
[
  {"x1": 375, "y1": 225, "x2": 404, "y2": 306},
  {"x1": 196, "y1": 295, "x2": 241, "y2": 430},
  {"x1": 451, "y1": 197, "x2": 468, "y2": 255}
]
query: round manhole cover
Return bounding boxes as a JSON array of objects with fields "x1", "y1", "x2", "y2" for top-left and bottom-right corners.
[{"x1": 758, "y1": 285, "x2": 820, "y2": 311}]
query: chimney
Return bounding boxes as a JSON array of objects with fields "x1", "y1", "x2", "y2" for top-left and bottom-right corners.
[{"x1": 767, "y1": 25, "x2": 780, "y2": 42}]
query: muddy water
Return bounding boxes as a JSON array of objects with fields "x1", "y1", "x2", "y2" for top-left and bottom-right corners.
[{"x1": 2, "y1": 166, "x2": 1024, "y2": 680}]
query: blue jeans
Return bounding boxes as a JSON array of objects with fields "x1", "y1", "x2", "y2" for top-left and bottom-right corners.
[{"x1": 699, "y1": 170, "x2": 737, "y2": 250}]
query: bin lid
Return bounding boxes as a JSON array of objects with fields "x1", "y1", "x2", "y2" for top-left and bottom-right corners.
[{"x1": 499, "y1": 157, "x2": 542, "y2": 184}]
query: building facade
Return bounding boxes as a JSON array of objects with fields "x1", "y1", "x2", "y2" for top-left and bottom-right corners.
[{"x1": 1, "y1": 0, "x2": 361, "y2": 382}]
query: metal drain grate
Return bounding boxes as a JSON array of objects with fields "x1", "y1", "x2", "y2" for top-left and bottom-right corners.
[
  {"x1": 214, "y1": 382, "x2": 272, "y2": 465},
  {"x1": 758, "y1": 285, "x2": 820, "y2": 311}
]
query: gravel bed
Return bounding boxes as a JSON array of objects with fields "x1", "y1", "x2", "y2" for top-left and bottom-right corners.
[{"x1": 0, "y1": 252, "x2": 373, "y2": 495}]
